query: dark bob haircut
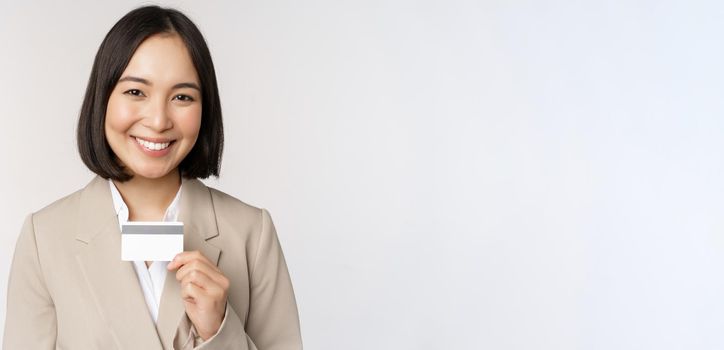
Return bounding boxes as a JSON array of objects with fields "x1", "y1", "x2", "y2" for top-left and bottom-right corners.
[{"x1": 77, "y1": 5, "x2": 223, "y2": 181}]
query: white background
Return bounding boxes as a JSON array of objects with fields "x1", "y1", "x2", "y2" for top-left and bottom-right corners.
[{"x1": 1, "y1": 0, "x2": 723, "y2": 349}]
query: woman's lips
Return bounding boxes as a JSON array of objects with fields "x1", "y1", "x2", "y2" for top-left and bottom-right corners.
[{"x1": 132, "y1": 136, "x2": 175, "y2": 157}]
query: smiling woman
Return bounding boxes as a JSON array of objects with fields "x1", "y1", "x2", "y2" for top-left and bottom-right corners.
[
  {"x1": 4, "y1": 5, "x2": 302, "y2": 350},
  {"x1": 77, "y1": 6, "x2": 223, "y2": 183},
  {"x1": 105, "y1": 33, "x2": 203, "y2": 181}
]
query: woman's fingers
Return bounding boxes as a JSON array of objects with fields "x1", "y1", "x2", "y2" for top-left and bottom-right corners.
[
  {"x1": 176, "y1": 259, "x2": 226, "y2": 285},
  {"x1": 168, "y1": 251, "x2": 228, "y2": 287},
  {"x1": 168, "y1": 250, "x2": 230, "y2": 300},
  {"x1": 168, "y1": 251, "x2": 219, "y2": 272},
  {"x1": 180, "y1": 278, "x2": 204, "y2": 303},
  {"x1": 179, "y1": 269, "x2": 226, "y2": 299}
]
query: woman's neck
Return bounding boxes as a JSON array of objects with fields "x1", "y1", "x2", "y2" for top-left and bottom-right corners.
[{"x1": 112, "y1": 170, "x2": 181, "y2": 221}]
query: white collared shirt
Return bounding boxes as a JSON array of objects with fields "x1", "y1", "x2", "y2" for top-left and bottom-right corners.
[{"x1": 109, "y1": 179, "x2": 182, "y2": 324}]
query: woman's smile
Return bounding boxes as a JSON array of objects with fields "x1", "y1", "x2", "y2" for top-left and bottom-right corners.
[{"x1": 131, "y1": 135, "x2": 176, "y2": 157}]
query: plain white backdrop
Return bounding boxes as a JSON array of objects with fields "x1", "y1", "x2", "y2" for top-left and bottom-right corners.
[{"x1": 1, "y1": 0, "x2": 723, "y2": 349}]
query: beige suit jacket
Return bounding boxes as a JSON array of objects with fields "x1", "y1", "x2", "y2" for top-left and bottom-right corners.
[{"x1": 3, "y1": 175, "x2": 302, "y2": 349}]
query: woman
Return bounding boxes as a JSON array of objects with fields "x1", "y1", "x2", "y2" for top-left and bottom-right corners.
[{"x1": 3, "y1": 6, "x2": 302, "y2": 350}]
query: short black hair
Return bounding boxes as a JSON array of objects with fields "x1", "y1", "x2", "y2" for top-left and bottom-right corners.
[{"x1": 77, "y1": 5, "x2": 223, "y2": 181}]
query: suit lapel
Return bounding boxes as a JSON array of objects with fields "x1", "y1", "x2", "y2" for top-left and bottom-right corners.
[
  {"x1": 75, "y1": 176, "x2": 164, "y2": 350},
  {"x1": 155, "y1": 177, "x2": 221, "y2": 350}
]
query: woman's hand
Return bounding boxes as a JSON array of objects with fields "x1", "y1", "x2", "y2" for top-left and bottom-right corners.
[{"x1": 167, "y1": 251, "x2": 229, "y2": 340}]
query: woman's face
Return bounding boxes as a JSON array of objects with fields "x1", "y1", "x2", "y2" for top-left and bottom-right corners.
[{"x1": 105, "y1": 33, "x2": 202, "y2": 180}]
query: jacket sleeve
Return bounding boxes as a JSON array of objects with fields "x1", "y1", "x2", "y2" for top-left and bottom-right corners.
[
  {"x1": 175, "y1": 208, "x2": 302, "y2": 350},
  {"x1": 3, "y1": 214, "x2": 57, "y2": 349}
]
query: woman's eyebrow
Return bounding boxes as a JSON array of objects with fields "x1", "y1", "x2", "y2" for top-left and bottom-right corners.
[
  {"x1": 118, "y1": 76, "x2": 200, "y2": 91},
  {"x1": 118, "y1": 75, "x2": 151, "y2": 85},
  {"x1": 172, "y1": 82, "x2": 201, "y2": 91}
]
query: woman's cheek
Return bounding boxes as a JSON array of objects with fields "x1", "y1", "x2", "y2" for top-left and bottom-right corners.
[
  {"x1": 106, "y1": 97, "x2": 140, "y2": 133},
  {"x1": 176, "y1": 105, "x2": 202, "y2": 139}
]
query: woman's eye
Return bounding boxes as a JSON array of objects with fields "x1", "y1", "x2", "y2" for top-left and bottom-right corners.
[
  {"x1": 173, "y1": 94, "x2": 194, "y2": 102},
  {"x1": 124, "y1": 89, "x2": 144, "y2": 97}
]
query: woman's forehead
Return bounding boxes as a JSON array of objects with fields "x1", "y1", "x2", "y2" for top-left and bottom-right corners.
[{"x1": 121, "y1": 33, "x2": 200, "y2": 86}]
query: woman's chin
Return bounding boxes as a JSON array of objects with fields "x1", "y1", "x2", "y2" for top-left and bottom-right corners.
[{"x1": 128, "y1": 167, "x2": 176, "y2": 180}]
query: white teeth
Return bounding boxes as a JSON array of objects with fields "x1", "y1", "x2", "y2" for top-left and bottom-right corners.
[{"x1": 135, "y1": 137, "x2": 171, "y2": 151}]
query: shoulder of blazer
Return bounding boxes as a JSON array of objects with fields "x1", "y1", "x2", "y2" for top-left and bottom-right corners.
[
  {"x1": 208, "y1": 185, "x2": 262, "y2": 215},
  {"x1": 27, "y1": 182, "x2": 87, "y2": 243},
  {"x1": 205, "y1": 185, "x2": 267, "y2": 234}
]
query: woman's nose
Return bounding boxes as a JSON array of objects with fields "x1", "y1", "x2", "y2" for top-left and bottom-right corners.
[{"x1": 142, "y1": 97, "x2": 173, "y2": 132}]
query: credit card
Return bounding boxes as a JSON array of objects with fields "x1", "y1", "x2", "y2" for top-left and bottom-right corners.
[{"x1": 121, "y1": 222, "x2": 184, "y2": 261}]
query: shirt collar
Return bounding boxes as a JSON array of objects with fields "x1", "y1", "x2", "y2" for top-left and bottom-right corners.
[{"x1": 108, "y1": 178, "x2": 183, "y2": 225}]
